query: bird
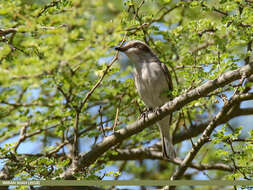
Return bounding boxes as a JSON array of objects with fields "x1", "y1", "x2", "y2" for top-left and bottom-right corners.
[{"x1": 115, "y1": 40, "x2": 176, "y2": 159}]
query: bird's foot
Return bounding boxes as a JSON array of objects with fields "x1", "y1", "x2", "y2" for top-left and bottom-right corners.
[
  {"x1": 152, "y1": 107, "x2": 162, "y2": 115},
  {"x1": 139, "y1": 107, "x2": 153, "y2": 120},
  {"x1": 139, "y1": 107, "x2": 162, "y2": 120}
]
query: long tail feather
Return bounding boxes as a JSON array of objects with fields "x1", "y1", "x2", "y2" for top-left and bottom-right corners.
[{"x1": 157, "y1": 115, "x2": 176, "y2": 159}]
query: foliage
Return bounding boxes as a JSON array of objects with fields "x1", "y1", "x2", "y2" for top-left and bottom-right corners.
[{"x1": 0, "y1": 0, "x2": 253, "y2": 189}]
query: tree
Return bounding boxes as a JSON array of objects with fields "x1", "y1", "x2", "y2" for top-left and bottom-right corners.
[{"x1": 0, "y1": 0, "x2": 252, "y2": 190}]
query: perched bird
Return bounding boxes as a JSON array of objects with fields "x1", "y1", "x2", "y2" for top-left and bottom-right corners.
[{"x1": 115, "y1": 40, "x2": 176, "y2": 159}]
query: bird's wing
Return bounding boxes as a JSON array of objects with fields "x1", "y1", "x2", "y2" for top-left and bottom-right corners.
[{"x1": 160, "y1": 62, "x2": 173, "y2": 91}]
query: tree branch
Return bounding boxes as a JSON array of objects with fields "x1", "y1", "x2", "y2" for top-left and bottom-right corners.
[
  {"x1": 173, "y1": 107, "x2": 253, "y2": 144},
  {"x1": 80, "y1": 34, "x2": 127, "y2": 110},
  {"x1": 168, "y1": 92, "x2": 253, "y2": 190},
  {"x1": 61, "y1": 62, "x2": 253, "y2": 179},
  {"x1": 0, "y1": 28, "x2": 17, "y2": 36},
  {"x1": 106, "y1": 147, "x2": 234, "y2": 172},
  {"x1": 37, "y1": 0, "x2": 62, "y2": 17}
]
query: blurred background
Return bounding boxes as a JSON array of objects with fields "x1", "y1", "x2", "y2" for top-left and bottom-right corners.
[{"x1": 0, "y1": 0, "x2": 252, "y2": 189}]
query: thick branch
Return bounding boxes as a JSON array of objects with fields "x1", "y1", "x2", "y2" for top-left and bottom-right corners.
[
  {"x1": 0, "y1": 28, "x2": 17, "y2": 36},
  {"x1": 107, "y1": 148, "x2": 234, "y2": 172},
  {"x1": 61, "y1": 62, "x2": 253, "y2": 179}
]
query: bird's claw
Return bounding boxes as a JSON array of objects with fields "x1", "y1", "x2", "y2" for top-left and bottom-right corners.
[
  {"x1": 139, "y1": 107, "x2": 153, "y2": 120},
  {"x1": 139, "y1": 107, "x2": 162, "y2": 121},
  {"x1": 153, "y1": 107, "x2": 162, "y2": 115}
]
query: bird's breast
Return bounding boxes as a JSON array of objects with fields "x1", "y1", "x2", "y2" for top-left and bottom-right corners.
[{"x1": 133, "y1": 62, "x2": 169, "y2": 108}]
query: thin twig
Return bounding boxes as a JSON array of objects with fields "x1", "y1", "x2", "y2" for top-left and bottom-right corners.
[
  {"x1": 80, "y1": 33, "x2": 127, "y2": 109},
  {"x1": 14, "y1": 124, "x2": 29, "y2": 153},
  {"x1": 48, "y1": 141, "x2": 70, "y2": 156},
  {"x1": 0, "y1": 28, "x2": 17, "y2": 36},
  {"x1": 37, "y1": 0, "x2": 62, "y2": 17},
  {"x1": 99, "y1": 106, "x2": 105, "y2": 136},
  {"x1": 72, "y1": 112, "x2": 80, "y2": 164},
  {"x1": 112, "y1": 93, "x2": 125, "y2": 132},
  {"x1": 168, "y1": 93, "x2": 253, "y2": 190}
]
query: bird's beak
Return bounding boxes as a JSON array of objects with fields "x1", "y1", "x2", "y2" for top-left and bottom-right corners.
[
  {"x1": 115, "y1": 46, "x2": 123, "y2": 51},
  {"x1": 115, "y1": 45, "x2": 128, "y2": 52}
]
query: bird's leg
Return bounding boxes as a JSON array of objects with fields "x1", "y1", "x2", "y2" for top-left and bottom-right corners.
[
  {"x1": 152, "y1": 107, "x2": 162, "y2": 115},
  {"x1": 139, "y1": 107, "x2": 163, "y2": 121},
  {"x1": 139, "y1": 107, "x2": 153, "y2": 121}
]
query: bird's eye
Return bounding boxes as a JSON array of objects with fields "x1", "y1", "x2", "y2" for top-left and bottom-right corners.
[{"x1": 137, "y1": 45, "x2": 142, "y2": 49}]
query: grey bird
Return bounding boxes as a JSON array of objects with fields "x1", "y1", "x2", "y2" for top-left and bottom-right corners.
[{"x1": 116, "y1": 40, "x2": 176, "y2": 159}]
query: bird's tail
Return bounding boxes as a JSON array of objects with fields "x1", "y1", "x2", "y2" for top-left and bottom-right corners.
[{"x1": 157, "y1": 115, "x2": 176, "y2": 159}]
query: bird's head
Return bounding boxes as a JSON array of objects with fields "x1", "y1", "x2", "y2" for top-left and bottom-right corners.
[{"x1": 115, "y1": 40, "x2": 156, "y2": 63}]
